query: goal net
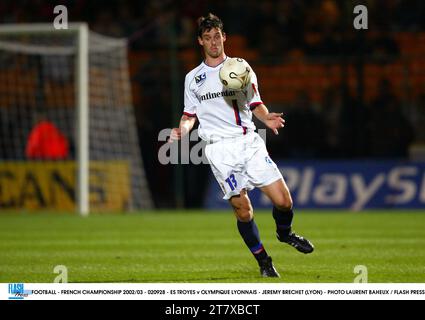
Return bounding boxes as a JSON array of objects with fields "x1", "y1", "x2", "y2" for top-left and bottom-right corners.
[{"x1": 0, "y1": 23, "x2": 153, "y2": 213}]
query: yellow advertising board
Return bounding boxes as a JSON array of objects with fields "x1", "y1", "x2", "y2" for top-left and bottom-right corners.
[{"x1": 0, "y1": 161, "x2": 130, "y2": 212}]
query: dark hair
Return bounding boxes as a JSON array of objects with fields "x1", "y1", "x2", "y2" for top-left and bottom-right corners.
[{"x1": 197, "y1": 13, "x2": 224, "y2": 37}]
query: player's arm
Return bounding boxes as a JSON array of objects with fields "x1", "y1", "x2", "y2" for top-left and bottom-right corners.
[
  {"x1": 168, "y1": 114, "x2": 197, "y2": 143},
  {"x1": 252, "y1": 104, "x2": 285, "y2": 135}
]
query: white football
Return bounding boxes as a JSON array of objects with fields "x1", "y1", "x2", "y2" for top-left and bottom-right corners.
[{"x1": 219, "y1": 57, "x2": 252, "y2": 90}]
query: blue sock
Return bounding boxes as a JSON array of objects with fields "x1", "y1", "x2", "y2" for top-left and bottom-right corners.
[
  {"x1": 273, "y1": 206, "x2": 293, "y2": 238},
  {"x1": 237, "y1": 219, "x2": 268, "y2": 261}
]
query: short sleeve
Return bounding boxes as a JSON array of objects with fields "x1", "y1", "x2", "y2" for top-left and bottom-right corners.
[
  {"x1": 183, "y1": 74, "x2": 198, "y2": 117},
  {"x1": 247, "y1": 71, "x2": 263, "y2": 111}
]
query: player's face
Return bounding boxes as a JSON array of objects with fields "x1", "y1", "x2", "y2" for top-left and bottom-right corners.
[{"x1": 198, "y1": 28, "x2": 226, "y2": 59}]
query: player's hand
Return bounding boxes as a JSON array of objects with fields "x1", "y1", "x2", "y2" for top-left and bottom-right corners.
[
  {"x1": 265, "y1": 113, "x2": 285, "y2": 135},
  {"x1": 168, "y1": 128, "x2": 182, "y2": 143}
]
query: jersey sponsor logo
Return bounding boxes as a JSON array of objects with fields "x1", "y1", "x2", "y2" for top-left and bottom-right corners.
[
  {"x1": 200, "y1": 90, "x2": 236, "y2": 101},
  {"x1": 195, "y1": 72, "x2": 207, "y2": 84}
]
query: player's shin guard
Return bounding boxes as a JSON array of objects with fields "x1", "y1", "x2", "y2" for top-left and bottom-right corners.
[
  {"x1": 273, "y1": 206, "x2": 293, "y2": 238},
  {"x1": 237, "y1": 219, "x2": 268, "y2": 261}
]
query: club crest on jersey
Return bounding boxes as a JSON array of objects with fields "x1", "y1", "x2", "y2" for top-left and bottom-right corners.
[{"x1": 195, "y1": 72, "x2": 207, "y2": 85}]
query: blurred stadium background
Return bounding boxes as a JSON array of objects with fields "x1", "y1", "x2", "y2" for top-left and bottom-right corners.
[
  {"x1": 0, "y1": 0, "x2": 425, "y2": 282},
  {"x1": 1, "y1": 0, "x2": 425, "y2": 210}
]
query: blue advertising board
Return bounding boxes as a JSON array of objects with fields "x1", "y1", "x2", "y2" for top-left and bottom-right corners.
[{"x1": 204, "y1": 160, "x2": 425, "y2": 209}]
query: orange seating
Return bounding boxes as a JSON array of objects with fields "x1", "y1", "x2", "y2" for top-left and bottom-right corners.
[
  {"x1": 226, "y1": 35, "x2": 246, "y2": 49},
  {"x1": 125, "y1": 32, "x2": 425, "y2": 106},
  {"x1": 128, "y1": 51, "x2": 152, "y2": 77},
  {"x1": 395, "y1": 32, "x2": 425, "y2": 56},
  {"x1": 44, "y1": 81, "x2": 74, "y2": 108},
  {"x1": 0, "y1": 68, "x2": 37, "y2": 108},
  {"x1": 178, "y1": 49, "x2": 199, "y2": 70}
]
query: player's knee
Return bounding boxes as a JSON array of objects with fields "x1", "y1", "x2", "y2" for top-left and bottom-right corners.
[
  {"x1": 231, "y1": 197, "x2": 253, "y2": 222},
  {"x1": 273, "y1": 196, "x2": 293, "y2": 212},
  {"x1": 230, "y1": 190, "x2": 254, "y2": 222},
  {"x1": 236, "y1": 205, "x2": 253, "y2": 222}
]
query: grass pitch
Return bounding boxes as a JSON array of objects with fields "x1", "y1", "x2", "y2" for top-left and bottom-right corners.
[{"x1": 0, "y1": 210, "x2": 424, "y2": 283}]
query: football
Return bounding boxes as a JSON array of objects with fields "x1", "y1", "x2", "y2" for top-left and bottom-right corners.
[{"x1": 219, "y1": 57, "x2": 252, "y2": 90}]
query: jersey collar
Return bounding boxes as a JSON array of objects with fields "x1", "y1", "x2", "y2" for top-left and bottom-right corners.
[{"x1": 202, "y1": 55, "x2": 228, "y2": 69}]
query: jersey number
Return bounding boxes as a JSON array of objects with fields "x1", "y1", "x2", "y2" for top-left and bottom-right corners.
[{"x1": 225, "y1": 174, "x2": 237, "y2": 191}]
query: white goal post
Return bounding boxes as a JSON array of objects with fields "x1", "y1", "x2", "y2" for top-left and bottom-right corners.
[{"x1": 0, "y1": 23, "x2": 153, "y2": 214}]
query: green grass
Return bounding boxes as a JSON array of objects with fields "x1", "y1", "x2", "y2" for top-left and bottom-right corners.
[{"x1": 0, "y1": 210, "x2": 425, "y2": 283}]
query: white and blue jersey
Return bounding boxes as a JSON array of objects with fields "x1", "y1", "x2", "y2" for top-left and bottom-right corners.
[{"x1": 183, "y1": 57, "x2": 263, "y2": 142}]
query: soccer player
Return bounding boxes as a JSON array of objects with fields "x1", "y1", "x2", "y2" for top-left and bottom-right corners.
[{"x1": 169, "y1": 13, "x2": 314, "y2": 277}]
